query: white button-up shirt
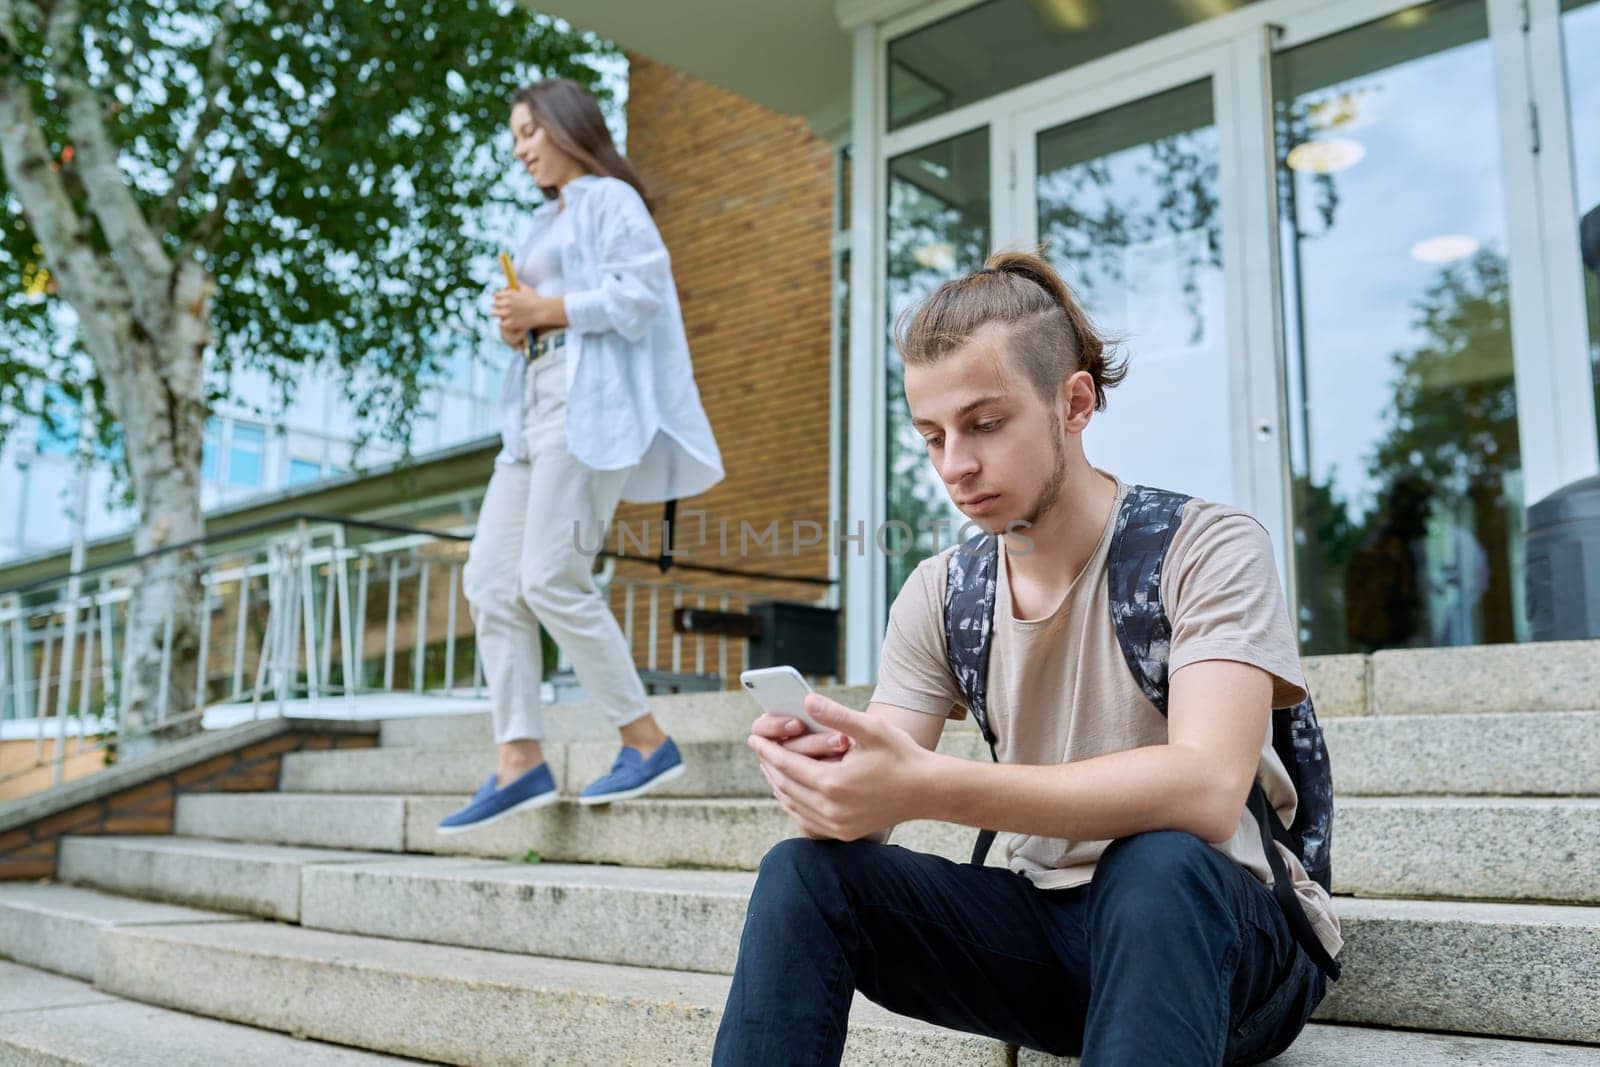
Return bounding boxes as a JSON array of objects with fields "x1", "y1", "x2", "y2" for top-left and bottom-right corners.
[{"x1": 495, "y1": 175, "x2": 724, "y2": 504}]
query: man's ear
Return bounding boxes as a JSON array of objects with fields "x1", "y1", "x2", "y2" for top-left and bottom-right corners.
[{"x1": 1060, "y1": 369, "x2": 1096, "y2": 434}]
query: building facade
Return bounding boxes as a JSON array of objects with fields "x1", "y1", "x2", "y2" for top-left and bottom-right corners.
[
  {"x1": 4, "y1": 0, "x2": 1596, "y2": 705},
  {"x1": 840, "y1": 0, "x2": 1600, "y2": 677},
  {"x1": 546, "y1": 0, "x2": 1599, "y2": 680}
]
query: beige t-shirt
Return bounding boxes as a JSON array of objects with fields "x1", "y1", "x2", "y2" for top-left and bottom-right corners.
[{"x1": 872, "y1": 477, "x2": 1342, "y2": 959}]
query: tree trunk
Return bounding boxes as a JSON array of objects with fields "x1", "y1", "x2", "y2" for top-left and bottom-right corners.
[
  {"x1": 112, "y1": 259, "x2": 212, "y2": 751},
  {"x1": 1, "y1": 14, "x2": 217, "y2": 754}
]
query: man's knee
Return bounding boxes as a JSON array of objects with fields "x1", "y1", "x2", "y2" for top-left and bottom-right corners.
[
  {"x1": 752, "y1": 837, "x2": 872, "y2": 913},
  {"x1": 1091, "y1": 830, "x2": 1228, "y2": 922}
]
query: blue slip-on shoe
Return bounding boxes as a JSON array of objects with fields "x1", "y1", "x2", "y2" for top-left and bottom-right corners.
[
  {"x1": 436, "y1": 763, "x2": 559, "y2": 834},
  {"x1": 579, "y1": 738, "x2": 686, "y2": 806}
]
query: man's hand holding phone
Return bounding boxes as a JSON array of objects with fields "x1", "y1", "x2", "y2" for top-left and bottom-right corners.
[
  {"x1": 741, "y1": 668, "x2": 933, "y2": 843},
  {"x1": 749, "y1": 711, "x2": 851, "y2": 762}
]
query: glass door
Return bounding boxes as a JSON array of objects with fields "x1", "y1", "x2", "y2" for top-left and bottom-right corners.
[
  {"x1": 1273, "y1": 0, "x2": 1528, "y2": 653},
  {"x1": 1009, "y1": 48, "x2": 1254, "y2": 519},
  {"x1": 883, "y1": 127, "x2": 992, "y2": 598},
  {"x1": 1557, "y1": 0, "x2": 1600, "y2": 450}
]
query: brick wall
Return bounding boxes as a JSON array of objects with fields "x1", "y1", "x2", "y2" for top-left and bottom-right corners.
[
  {"x1": 0, "y1": 730, "x2": 377, "y2": 880},
  {"x1": 613, "y1": 54, "x2": 838, "y2": 680}
]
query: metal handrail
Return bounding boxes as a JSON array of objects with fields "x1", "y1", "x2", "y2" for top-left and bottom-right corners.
[
  {"x1": 2, "y1": 510, "x2": 838, "y2": 598},
  {"x1": 0, "y1": 508, "x2": 835, "y2": 797}
]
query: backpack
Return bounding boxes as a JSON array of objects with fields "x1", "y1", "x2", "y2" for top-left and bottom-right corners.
[{"x1": 943, "y1": 485, "x2": 1341, "y2": 981}]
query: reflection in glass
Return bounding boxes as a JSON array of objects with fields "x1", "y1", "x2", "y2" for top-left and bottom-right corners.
[
  {"x1": 1561, "y1": 0, "x2": 1600, "y2": 454},
  {"x1": 1276, "y1": 0, "x2": 1526, "y2": 654},
  {"x1": 884, "y1": 128, "x2": 990, "y2": 599},
  {"x1": 1035, "y1": 79, "x2": 1234, "y2": 506},
  {"x1": 887, "y1": 0, "x2": 1261, "y2": 131}
]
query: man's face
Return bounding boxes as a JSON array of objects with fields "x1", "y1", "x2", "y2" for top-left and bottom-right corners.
[{"x1": 904, "y1": 323, "x2": 1070, "y2": 533}]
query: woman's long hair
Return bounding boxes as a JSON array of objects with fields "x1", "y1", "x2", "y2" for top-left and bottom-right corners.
[{"x1": 511, "y1": 78, "x2": 651, "y2": 211}]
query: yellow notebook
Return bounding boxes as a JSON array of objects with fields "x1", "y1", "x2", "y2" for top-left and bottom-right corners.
[{"x1": 497, "y1": 251, "x2": 531, "y2": 357}]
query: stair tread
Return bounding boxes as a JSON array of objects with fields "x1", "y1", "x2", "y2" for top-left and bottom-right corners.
[
  {"x1": 56, "y1": 838, "x2": 1600, "y2": 923},
  {"x1": 61, "y1": 834, "x2": 391, "y2": 864},
  {"x1": 89, "y1": 918, "x2": 1600, "y2": 1064},
  {"x1": 0, "y1": 960, "x2": 407, "y2": 1064},
  {"x1": 0, "y1": 882, "x2": 241, "y2": 927}
]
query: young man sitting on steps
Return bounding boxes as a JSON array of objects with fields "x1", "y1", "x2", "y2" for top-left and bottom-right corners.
[{"x1": 713, "y1": 251, "x2": 1343, "y2": 1066}]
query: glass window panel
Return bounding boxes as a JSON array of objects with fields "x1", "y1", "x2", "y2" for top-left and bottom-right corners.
[
  {"x1": 200, "y1": 418, "x2": 222, "y2": 482},
  {"x1": 1035, "y1": 79, "x2": 1233, "y2": 505},
  {"x1": 1561, "y1": 0, "x2": 1600, "y2": 454},
  {"x1": 227, "y1": 423, "x2": 266, "y2": 488},
  {"x1": 33, "y1": 424, "x2": 76, "y2": 455},
  {"x1": 1275, "y1": 0, "x2": 1526, "y2": 654},
  {"x1": 288, "y1": 458, "x2": 323, "y2": 486},
  {"x1": 884, "y1": 127, "x2": 990, "y2": 599},
  {"x1": 887, "y1": 0, "x2": 1261, "y2": 131}
]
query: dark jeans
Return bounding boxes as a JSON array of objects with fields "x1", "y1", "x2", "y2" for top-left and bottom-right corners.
[{"x1": 713, "y1": 830, "x2": 1326, "y2": 1066}]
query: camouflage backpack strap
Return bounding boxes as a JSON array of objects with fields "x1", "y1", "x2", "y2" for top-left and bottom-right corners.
[
  {"x1": 1106, "y1": 485, "x2": 1192, "y2": 712},
  {"x1": 1106, "y1": 485, "x2": 1342, "y2": 982},
  {"x1": 944, "y1": 530, "x2": 1001, "y2": 866},
  {"x1": 944, "y1": 530, "x2": 1000, "y2": 743}
]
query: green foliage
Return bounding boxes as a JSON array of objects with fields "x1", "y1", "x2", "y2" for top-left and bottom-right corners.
[
  {"x1": 2, "y1": 0, "x2": 619, "y2": 454},
  {"x1": 1369, "y1": 250, "x2": 1517, "y2": 494}
]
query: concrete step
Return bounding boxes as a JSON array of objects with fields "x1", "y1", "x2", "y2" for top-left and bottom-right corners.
[
  {"x1": 303, "y1": 711, "x2": 1600, "y2": 803},
  {"x1": 376, "y1": 681, "x2": 881, "y2": 748},
  {"x1": 175, "y1": 792, "x2": 407, "y2": 852},
  {"x1": 6, "y1": 860, "x2": 1597, "y2": 1054},
  {"x1": 369, "y1": 641, "x2": 1600, "y2": 749},
  {"x1": 0, "y1": 883, "x2": 243, "y2": 980},
  {"x1": 175, "y1": 788, "x2": 976, "y2": 869},
  {"x1": 1317, "y1": 896, "x2": 1600, "y2": 1044},
  {"x1": 54, "y1": 835, "x2": 1600, "y2": 1045},
  {"x1": 281, "y1": 732, "x2": 991, "y2": 799},
  {"x1": 0, "y1": 959, "x2": 408, "y2": 1065},
  {"x1": 280, "y1": 740, "x2": 777, "y2": 799},
  {"x1": 1364, "y1": 639, "x2": 1600, "y2": 717},
  {"x1": 58, "y1": 836, "x2": 392, "y2": 921},
  {"x1": 1325, "y1": 711, "x2": 1600, "y2": 795},
  {"x1": 88, "y1": 905, "x2": 1600, "y2": 1059},
  {"x1": 281, "y1": 745, "x2": 495, "y2": 795},
  {"x1": 403, "y1": 794, "x2": 986, "y2": 868},
  {"x1": 299, "y1": 857, "x2": 1600, "y2": 1043},
  {"x1": 301, "y1": 856, "x2": 753, "y2": 975},
  {"x1": 175, "y1": 788, "x2": 1600, "y2": 905},
  {"x1": 1335, "y1": 796, "x2": 1600, "y2": 903},
  {"x1": 1022, "y1": 1023, "x2": 1600, "y2": 1066},
  {"x1": 95, "y1": 918, "x2": 1010, "y2": 1066}
]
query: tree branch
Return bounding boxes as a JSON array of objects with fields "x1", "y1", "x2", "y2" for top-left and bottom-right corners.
[
  {"x1": 0, "y1": 54, "x2": 84, "y2": 291},
  {"x1": 0, "y1": 0, "x2": 18, "y2": 54},
  {"x1": 46, "y1": 0, "x2": 174, "y2": 338},
  {"x1": 154, "y1": 1, "x2": 239, "y2": 235},
  {"x1": 0, "y1": 49, "x2": 135, "y2": 381}
]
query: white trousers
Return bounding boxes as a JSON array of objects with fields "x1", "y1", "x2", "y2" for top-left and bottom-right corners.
[{"x1": 463, "y1": 346, "x2": 650, "y2": 744}]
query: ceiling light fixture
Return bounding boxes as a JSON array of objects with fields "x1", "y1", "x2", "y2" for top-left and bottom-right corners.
[
  {"x1": 1410, "y1": 234, "x2": 1480, "y2": 264},
  {"x1": 1286, "y1": 138, "x2": 1366, "y2": 174}
]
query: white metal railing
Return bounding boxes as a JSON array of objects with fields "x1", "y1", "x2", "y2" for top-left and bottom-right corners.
[{"x1": 0, "y1": 513, "x2": 828, "y2": 792}]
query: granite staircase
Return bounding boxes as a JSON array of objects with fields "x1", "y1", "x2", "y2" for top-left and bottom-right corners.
[{"x1": 1, "y1": 640, "x2": 1599, "y2": 1064}]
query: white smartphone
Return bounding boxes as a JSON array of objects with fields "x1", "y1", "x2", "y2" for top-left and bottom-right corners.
[{"x1": 739, "y1": 666, "x2": 822, "y2": 733}]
